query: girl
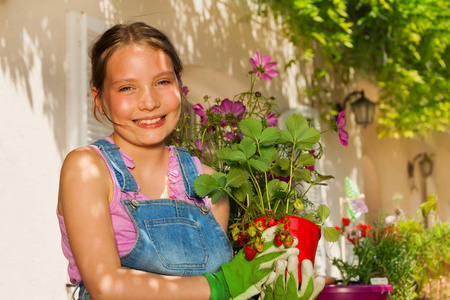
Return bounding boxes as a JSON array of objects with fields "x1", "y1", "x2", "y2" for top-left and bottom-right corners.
[{"x1": 57, "y1": 22, "x2": 302, "y2": 300}]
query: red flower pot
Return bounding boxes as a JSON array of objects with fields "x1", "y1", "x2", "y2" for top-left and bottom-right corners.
[
  {"x1": 256, "y1": 215, "x2": 321, "y2": 282},
  {"x1": 315, "y1": 284, "x2": 393, "y2": 300}
]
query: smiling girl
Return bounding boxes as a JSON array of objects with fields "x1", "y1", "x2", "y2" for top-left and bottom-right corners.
[{"x1": 57, "y1": 22, "x2": 317, "y2": 300}]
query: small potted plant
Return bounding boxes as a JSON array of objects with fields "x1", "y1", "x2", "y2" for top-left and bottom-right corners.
[
  {"x1": 169, "y1": 53, "x2": 345, "y2": 279},
  {"x1": 318, "y1": 179, "x2": 417, "y2": 300}
]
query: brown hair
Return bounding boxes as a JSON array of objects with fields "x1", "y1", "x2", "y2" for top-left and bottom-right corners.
[{"x1": 89, "y1": 22, "x2": 188, "y2": 123}]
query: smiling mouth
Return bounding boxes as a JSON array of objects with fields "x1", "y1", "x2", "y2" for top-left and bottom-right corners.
[{"x1": 133, "y1": 116, "x2": 165, "y2": 125}]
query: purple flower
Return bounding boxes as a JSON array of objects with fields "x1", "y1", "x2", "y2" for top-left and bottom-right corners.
[
  {"x1": 182, "y1": 86, "x2": 189, "y2": 95},
  {"x1": 225, "y1": 131, "x2": 244, "y2": 141},
  {"x1": 265, "y1": 112, "x2": 277, "y2": 127},
  {"x1": 219, "y1": 98, "x2": 246, "y2": 117},
  {"x1": 249, "y1": 52, "x2": 279, "y2": 81},
  {"x1": 350, "y1": 198, "x2": 369, "y2": 214},
  {"x1": 337, "y1": 110, "x2": 349, "y2": 146},
  {"x1": 192, "y1": 103, "x2": 206, "y2": 118},
  {"x1": 267, "y1": 174, "x2": 295, "y2": 187}
]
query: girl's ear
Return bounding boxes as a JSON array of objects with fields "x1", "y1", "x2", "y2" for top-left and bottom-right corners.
[{"x1": 92, "y1": 87, "x2": 104, "y2": 115}]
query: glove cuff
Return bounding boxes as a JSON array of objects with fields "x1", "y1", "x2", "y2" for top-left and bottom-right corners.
[{"x1": 202, "y1": 269, "x2": 230, "y2": 300}]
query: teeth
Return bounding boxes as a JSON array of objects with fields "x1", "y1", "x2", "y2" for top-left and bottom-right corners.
[{"x1": 135, "y1": 117, "x2": 163, "y2": 125}]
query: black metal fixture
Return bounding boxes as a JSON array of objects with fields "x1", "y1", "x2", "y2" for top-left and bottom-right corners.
[
  {"x1": 339, "y1": 90, "x2": 377, "y2": 127},
  {"x1": 408, "y1": 152, "x2": 434, "y2": 191}
]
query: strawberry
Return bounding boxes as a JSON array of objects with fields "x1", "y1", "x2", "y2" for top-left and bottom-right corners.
[
  {"x1": 236, "y1": 232, "x2": 250, "y2": 247},
  {"x1": 255, "y1": 220, "x2": 266, "y2": 232},
  {"x1": 274, "y1": 233, "x2": 284, "y2": 246},
  {"x1": 254, "y1": 237, "x2": 265, "y2": 252},
  {"x1": 267, "y1": 217, "x2": 277, "y2": 228},
  {"x1": 244, "y1": 245, "x2": 258, "y2": 261},
  {"x1": 247, "y1": 225, "x2": 257, "y2": 237},
  {"x1": 283, "y1": 235, "x2": 294, "y2": 248}
]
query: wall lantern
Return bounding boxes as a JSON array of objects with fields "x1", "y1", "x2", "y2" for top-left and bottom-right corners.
[
  {"x1": 408, "y1": 152, "x2": 434, "y2": 191},
  {"x1": 340, "y1": 90, "x2": 377, "y2": 127}
]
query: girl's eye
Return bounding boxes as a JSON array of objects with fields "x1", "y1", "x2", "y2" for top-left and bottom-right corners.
[
  {"x1": 119, "y1": 86, "x2": 133, "y2": 92},
  {"x1": 157, "y1": 80, "x2": 171, "y2": 86}
]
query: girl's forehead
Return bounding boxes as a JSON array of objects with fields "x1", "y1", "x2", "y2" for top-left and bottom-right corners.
[{"x1": 106, "y1": 44, "x2": 174, "y2": 78}]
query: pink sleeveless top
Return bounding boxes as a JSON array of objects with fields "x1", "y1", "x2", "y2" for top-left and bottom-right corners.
[{"x1": 57, "y1": 139, "x2": 210, "y2": 284}]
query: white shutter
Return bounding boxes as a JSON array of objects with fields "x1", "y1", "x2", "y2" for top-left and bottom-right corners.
[{"x1": 66, "y1": 11, "x2": 110, "y2": 152}]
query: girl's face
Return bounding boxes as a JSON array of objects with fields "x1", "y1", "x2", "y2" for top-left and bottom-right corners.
[{"x1": 95, "y1": 44, "x2": 181, "y2": 149}]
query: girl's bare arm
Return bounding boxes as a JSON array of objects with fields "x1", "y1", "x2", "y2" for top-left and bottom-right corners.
[{"x1": 59, "y1": 148, "x2": 211, "y2": 300}]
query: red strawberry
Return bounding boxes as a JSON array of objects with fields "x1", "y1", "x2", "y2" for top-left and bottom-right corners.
[
  {"x1": 274, "y1": 233, "x2": 284, "y2": 246},
  {"x1": 283, "y1": 235, "x2": 294, "y2": 248},
  {"x1": 236, "y1": 232, "x2": 250, "y2": 247},
  {"x1": 244, "y1": 245, "x2": 258, "y2": 261},
  {"x1": 267, "y1": 218, "x2": 277, "y2": 228}
]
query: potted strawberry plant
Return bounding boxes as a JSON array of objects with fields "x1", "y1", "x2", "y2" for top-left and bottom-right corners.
[{"x1": 168, "y1": 52, "x2": 344, "y2": 280}]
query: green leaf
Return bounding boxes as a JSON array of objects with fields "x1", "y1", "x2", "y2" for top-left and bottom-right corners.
[
  {"x1": 317, "y1": 204, "x2": 330, "y2": 223},
  {"x1": 259, "y1": 147, "x2": 279, "y2": 163},
  {"x1": 293, "y1": 168, "x2": 311, "y2": 182},
  {"x1": 324, "y1": 226, "x2": 340, "y2": 242},
  {"x1": 278, "y1": 129, "x2": 294, "y2": 144},
  {"x1": 193, "y1": 174, "x2": 222, "y2": 197},
  {"x1": 264, "y1": 179, "x2": 288, "y2": 203},
  {"x1": 295, "y1": 127, "x2": 320, "y2": 149},
  {"x1": 259, "y1": 126, "x2": 281, "y2": 146},
  {"x1": 210, "y1": 190, "x2": 227, "y2": 205},
  {"x1": 249, "y1": 157, "x2": 271, "y2": 171},
  {"x1": 212, "y1": 172, "x2": 227, "y2": 187},
  {"x1": 238, "y1": 137, "x2": 256, "y2": 159},
  {"x1": 316, "y1": 173, "x2": 334, "y2": 183},
  {"x1": 239, "y1": 118, "x2": 262, "y2": 140},
  {"x1": 232, "y1": 180, "x2": 254, "y2": 203},
  {"x1": 297, "y1": 153, "x2": 315, "y2": 166},
  {"x1": 286, "y1": 114, "x2": 308, "y2": 140},
  {"x1": 273, "y1": 158, "x2": 291, "y2": 171},
  {"x1": 226, "y1": 167, "x2": 250, "y2": 188},
  {"x1": 217, "y1": 148, "x2": 247, "y2": 163}
]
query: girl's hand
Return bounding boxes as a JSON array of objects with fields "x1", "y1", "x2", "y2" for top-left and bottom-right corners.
[{"x1": 259, "y1": 258, "x2": 325, "y2": 300}]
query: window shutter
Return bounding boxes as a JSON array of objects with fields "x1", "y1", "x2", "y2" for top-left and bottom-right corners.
[{"x1": 66, "y1": 12, "x2": 110, "y2": 152}]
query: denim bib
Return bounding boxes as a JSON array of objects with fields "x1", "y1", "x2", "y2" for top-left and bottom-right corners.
[{"x1": 77, "y1": 139, "x2": 233, "y2": 299}]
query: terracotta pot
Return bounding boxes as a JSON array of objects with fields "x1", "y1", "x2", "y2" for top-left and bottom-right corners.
[{"x1": 315, "y1": 284, "x2": 393, "y2": 300}]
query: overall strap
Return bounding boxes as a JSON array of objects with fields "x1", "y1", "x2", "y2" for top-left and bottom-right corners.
[
  {"x1": 91, "y1": 139, "x2": 139, "y2": 193},
  {"x1": 172, "y1": 146, "x2": 200, "y2": 199}
]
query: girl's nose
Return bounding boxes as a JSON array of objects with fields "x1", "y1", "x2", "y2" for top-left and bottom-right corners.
[{"x1": 138, "y1": 88, "x2": 160, "y2": 111}]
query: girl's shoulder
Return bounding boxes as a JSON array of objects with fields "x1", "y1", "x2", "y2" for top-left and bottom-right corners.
[{"x1": 61, "y1": 146, "x2": 109, "y2": 180}]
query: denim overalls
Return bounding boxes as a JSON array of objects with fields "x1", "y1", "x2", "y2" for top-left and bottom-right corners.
[{"x1": 77, "y1": 139, "x2": 233, "y2": 299}]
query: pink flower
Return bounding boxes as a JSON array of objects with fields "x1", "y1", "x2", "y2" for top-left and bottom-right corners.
[
  {"x1": 249, "y1": 52, "x2": 279, "y2": 81},
  {"x1": 182, "y1": 86, "x2": 189, "y2": 95},
  {"x1": 337, "y1": 110, "x2": 349, "y2": 146},
  {"x1": 192, "y1": 103, "x2": 206, "y2": 118},
  {"x1": 219, "y1": 98, "x2": 246, "y2": 117},
  {"x1": 265, "y1": 112, "x2": 277, "y2": 127},
  {"x1": 350, "y1": 198, "x2": 369, "y2": 214},
  {"x1": 307, "y1": 150, "x2": 316, "y2": 172},
  {"x1": 225, "y1": 131, "x2": 244, "y2": 141}
]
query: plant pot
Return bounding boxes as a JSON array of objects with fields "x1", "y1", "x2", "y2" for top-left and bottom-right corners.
[
  {"x1": 315, "y1": 284, "x2": 393, "y2": 300},
  {"x1": 256, "y1": 215, "x2": 321, "y2": 282}
]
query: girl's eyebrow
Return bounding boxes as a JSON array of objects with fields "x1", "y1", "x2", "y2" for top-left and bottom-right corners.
[{"x1": 111, "y1": 71, "x2": 176, "y2": 86}]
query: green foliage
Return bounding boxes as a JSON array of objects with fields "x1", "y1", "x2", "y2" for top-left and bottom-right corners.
[
  {"x1": 332, "y1": 217, "x2": 418, "y2": 299},
  {"x1": 256, "y1": 0, "x2": 450, "y2": 138}
]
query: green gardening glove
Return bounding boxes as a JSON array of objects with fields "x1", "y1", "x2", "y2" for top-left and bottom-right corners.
[
  {"x1": 203, "y1": 226, "x2": 300, "y2": 300},
  {"x1": 259, "y1": 257, "x2": 325, "y2": 300}
]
